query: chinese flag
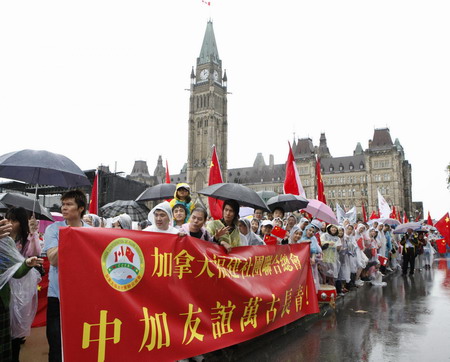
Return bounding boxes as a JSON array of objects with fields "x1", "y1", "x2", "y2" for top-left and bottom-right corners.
[
  {"x1": 263, "y1": 234, "x2": 278, "y2": 245},
  {"x1": 283, "y1": 142, "x2": 306, "y2": 197},
  {"x1": 208, "y1": 146, "x2": 224, "y2": 220},
  {"x1": 427, "y1": 211, "x2": 433, "y2": 226},
  {"x1": 88, "y1": 170, "x2": 98, "y2": 215},
  {"x1": 361, "y1": 202, "x2": 368, "y2": 223},
  {"x1": 271, "y1": 226, "x2": 288, "y2": 239},
  {"x1": 32, "y1": 257, "x2": 50, "y2": 327},
  {"x1": 316, "y1": 157, "x2": 326, "y2": 204},
  {"x1": 435, "y1": 212, "x2": 450, "y2": 245},
  {"x1": 436, "y1": 238, "x2": 447, "y2": 253}
]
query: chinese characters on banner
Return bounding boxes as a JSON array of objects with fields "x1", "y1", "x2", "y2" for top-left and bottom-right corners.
[{"x1": 59, "y1": 228, "x2": 319, "y2": 362}]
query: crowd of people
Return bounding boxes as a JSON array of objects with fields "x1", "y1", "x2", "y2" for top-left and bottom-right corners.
[{"x1": 0, "y1": 182, "x2": 446, "y2": 362}]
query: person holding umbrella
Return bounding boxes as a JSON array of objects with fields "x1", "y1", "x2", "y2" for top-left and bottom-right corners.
[
  {"x1": 43, "y1": 190, "x2": 91, "y2": 362},
  {"x1": 206, "y1": 200, "x2": 241, "y2": 252}
]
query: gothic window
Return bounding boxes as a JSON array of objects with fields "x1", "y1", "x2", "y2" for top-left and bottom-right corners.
[
  {"x1": 207, "y1": 94, "x2": 210, "y2": 107},
  {"x1": 359, "y1": 162, "x2": 364, "y2": 169},
  {"x1": 205, "y1": 119, "x2": 208, "y2": 127},
  {"x1": 349, "y1": 163, "x2": 354, "y2": 170},
  {"x1": 386, "y1": 187, "x2": 389, "y2": 195},
  {"x1": 339, "y1": 164, "x2": 344, "y2": 171},
  {"x1": 196, "y1": 96, "x2": 199, "y2": 109},
  {"x1": 338, "y1": 190, "x2": 342, "y2": 197},
  {"x1": 332, "y1": 190, "x2": 336, "y2": 197},
  {"x1": 329, "y1": 165, "x2": 334, "y2": 172}
]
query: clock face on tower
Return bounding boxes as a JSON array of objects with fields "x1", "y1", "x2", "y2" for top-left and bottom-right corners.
[{"x1": 200, "y1": 69, "x2": 209, "y2": 80}]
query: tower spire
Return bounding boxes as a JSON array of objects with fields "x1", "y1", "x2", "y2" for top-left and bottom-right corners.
[{"x1": 197, "y1": 20, "x2": 221, "y2": 66}]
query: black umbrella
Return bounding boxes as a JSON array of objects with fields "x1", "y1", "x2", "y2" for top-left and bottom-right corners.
[
  {"x1": 0, "y1": 149, "x2": 90, "y2": 188},
  {"x1": 256, "y1": 190, "x2": 278, "y2": 202},
  {"x1": 197, "y1": 183, "x2": 270, "y2": 212},
  {"x1": 135, "y1": 184, "x2": 176, "y2": 202},
  {"x1": 100, "y1": 200, "x2": 149, "y2": 221},
  {"x1": 0, "y1": 193, "x2": 53, "y2": 221},
  {"x1": 267, "y1": 194, "x2": 309, "y2": 213}
]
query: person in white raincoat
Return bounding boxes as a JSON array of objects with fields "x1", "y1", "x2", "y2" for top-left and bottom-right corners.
[
  {"x1": 320, "y1": 224, "x2": 342, "y2": 286},
  {"x1": 144, "y1": 202, "x2": 179, "y2": 234}
]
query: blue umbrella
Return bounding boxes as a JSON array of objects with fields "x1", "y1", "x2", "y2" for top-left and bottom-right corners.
[{"x1": 0, "y1": 149, "x2": 90, "y2": 188}]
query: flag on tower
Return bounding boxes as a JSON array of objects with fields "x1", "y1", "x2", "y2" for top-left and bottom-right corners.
[
  {"x1": 88, "y1": 170, "x2": 98, "y2": 215},
  {"x1": 208, "y1": 146, "x2": 224, "y2": 220},
  {"x1": 283, "y1": 142, "x2": 306, "y2": 197}
]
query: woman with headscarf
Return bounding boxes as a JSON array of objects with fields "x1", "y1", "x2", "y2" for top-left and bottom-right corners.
[
  {"x1": 238, "y1": 218, "x2": 264, "y2": 246},
  {"x1": 285, "y1": 214, "x2": 299, "y2": 239},
  {"x1": 144, "y1": 202, "x2": 179, "y2": 234},
  {"x1": 353, "y1": 224, "x2": 370, "y2": 286},
  {"x1": 320, "y1": 224, "x2": 342, "y2": 286},
  {"x1": 206, "y1": 200, "x2": 241, "y2": 252},
  {"x1": 250, "y1": 218, "x2": 261, "y2": 237},
  {"x1": 112, "y1": 214, "x2": 132, "y2": 230},
  {"x1": 83, "y1": 213, "x2": 101, "y2": 228},
  {"x1": 337, "y1": 226, "x2": 351, "y2": 295}
]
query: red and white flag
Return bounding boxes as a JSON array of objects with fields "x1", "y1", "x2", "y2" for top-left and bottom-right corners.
[
  {"x1": 88, "y1": 170, "x2": 98, "y2": 215},
  {"x1": 208, "y1": 146, "x2": 224, "y2": 220},
  {"x1": 283, "y1": 142, "x2": 306, "y2": 197}
]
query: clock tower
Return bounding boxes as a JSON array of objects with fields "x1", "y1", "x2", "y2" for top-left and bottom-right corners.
[{"x1": 187, "y1": 21, "x2": 228, "y2": 192}]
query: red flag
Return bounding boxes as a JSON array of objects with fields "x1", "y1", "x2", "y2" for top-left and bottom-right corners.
[
  {"x1": 263, "y1": 234, "x2": 278, "y2": 245},
  {"x1": 403, "y1": 212, "x2": 409, "y2": 223},
  {"x1": 283, "y1": 142, "x2": 305, "y2": 197},
  {"x1": 435, "y1": 212, "x2": 450, "y2": 245},
  {"x1": 316, "y1": 157, "x2": 326, "y2": 204},
  {"x1": 165, "y1": 160, "x2": 171, "y2": 184},
  {"x1": 427, "y1": 211, "x2": 433, "y2": 226},
  {"x1": 361, "y1": 202, "x2": 368, "y2": 223},
  {"x1": 88, "y1": 170, "x2": 98, "y2": 215},
  {"x1": 390, "y1": 205, "x2": 397, "y2": 219},
  {"x1": 357, "y1": 237, "x2": 364, "y2": 250},
  {"x1": 415, "y1": 212, "x2": 421, "y2": 222},
  {"x1": 271, "y1": 226, "x2": 288, "y2": 239},
  {"x1": 125, "y1": 246, "x2": 135, "y2": 263},
  {"x1": 208, "y1": 146, "x2": 224, "y2": 220},
  {"x1": 32, "y1": 257, "x2": 50, "y2": 327},
  {"x1": 369, "y1": 210, "x2": 378, "y2": 220},
  {"x1": 436, "y1": 238, "x2": 447, "y2": 253}
]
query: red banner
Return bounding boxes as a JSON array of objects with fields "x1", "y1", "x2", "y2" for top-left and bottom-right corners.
[{"x1": 59, "y1": 228, "x2": 318, "y2": 361}]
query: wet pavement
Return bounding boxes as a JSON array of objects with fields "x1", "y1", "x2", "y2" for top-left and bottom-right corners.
[{"x1": 210, "y1": 256, "x2": 450, "y2": 362}]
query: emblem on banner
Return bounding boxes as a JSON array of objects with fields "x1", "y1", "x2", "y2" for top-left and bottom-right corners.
[{"x1": 101, "y1": 238, "x2": 145, "y2": 292}]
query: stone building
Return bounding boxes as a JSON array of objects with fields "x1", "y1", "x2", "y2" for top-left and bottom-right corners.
[{"x1": 128, "y1": 21, "x2": 416, "y2": 219}]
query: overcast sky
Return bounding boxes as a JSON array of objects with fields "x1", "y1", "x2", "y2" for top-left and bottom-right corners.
[{"x1": 0, "y1": 0, "x2": 449, "y2": 217}]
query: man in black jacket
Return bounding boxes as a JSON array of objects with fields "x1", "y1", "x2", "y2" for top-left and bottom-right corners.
[{"x1": 400, "y1": 228, "x2": 419, "y2": 275}]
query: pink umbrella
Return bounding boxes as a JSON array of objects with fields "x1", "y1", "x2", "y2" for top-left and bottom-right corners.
[{"x1": 303, "y1": 199, "x2": 338, "y2": 225}]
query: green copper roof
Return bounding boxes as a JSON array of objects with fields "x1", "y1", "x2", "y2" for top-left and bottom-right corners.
[{"x1": 197, "y1": 21, "x2": 221, "y2": 65}]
